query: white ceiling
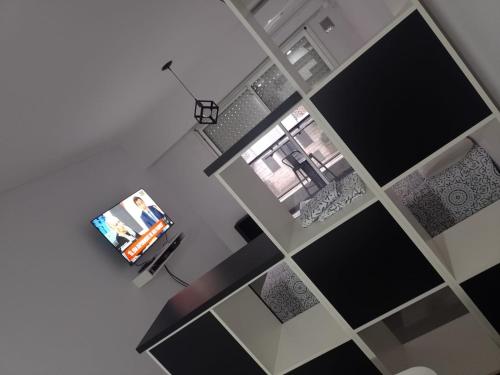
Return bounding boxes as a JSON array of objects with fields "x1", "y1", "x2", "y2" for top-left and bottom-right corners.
[
  {"x1": 0, "y1": 0, "x2": 264, "y2": 193},
  {"x1": 2, "y1": 0, "x2": 500, "y2": 194}
]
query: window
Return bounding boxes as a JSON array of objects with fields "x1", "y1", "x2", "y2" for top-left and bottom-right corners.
[
  {"x1": 242, "y1": 105, "x2": 347, "y2": 217},
  {"x1": 198, "y1": 31, "x2": 333, "y2": 154},
  {"x1": 202, "y1": 89, "x2": 269, "y2": 153}
]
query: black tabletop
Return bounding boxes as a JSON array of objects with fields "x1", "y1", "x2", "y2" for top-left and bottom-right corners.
[{"x1": 136, "y1": 233, "x2": 283, "y2": 353}]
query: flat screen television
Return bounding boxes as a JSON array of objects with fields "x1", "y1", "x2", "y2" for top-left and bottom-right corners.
[{"x1": 91, "y1": 189, "x2": 174, "y2": 265}]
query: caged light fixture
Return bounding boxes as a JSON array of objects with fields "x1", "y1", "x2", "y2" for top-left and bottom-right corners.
[{"x1": 161, "y1": 60, "x2": 219, "y2": 125}]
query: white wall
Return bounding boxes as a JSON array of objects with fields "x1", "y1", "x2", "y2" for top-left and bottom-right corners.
[
  {"x1": 0, "y1": 146, "x2": 231, "y2": 375},
  {"x1": 150, "y1": 131, "x2": 247, "y2": 252},
  {"x1": 335, "y1": 0, "x2": 394, "y2": 41},
  {"x1": 119, "y1": 12, "x2": 266, "y2": 170},
  {"x1": 307, "y1": 1, "x2": 365, "y2": 64},
  {"x1": 3, "y1": 3, "x2": 500, "y2": 375}
]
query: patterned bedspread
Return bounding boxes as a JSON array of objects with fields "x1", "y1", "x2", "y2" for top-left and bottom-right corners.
[{"x1": 300, "y1": 172, "x2": 367, "y2": 228}]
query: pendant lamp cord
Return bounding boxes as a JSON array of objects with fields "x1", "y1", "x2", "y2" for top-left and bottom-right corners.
[{"x1": 164, "y1": 66, "x2": 197, "y2": 100}]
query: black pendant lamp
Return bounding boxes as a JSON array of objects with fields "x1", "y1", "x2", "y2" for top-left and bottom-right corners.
[{"x1": 161, "y1": 60, "x2": 219, "y2": 125}]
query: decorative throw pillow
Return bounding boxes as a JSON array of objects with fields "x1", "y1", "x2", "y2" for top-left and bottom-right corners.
[
  {"x1": 404, "y1": 182, "x2": 456, "y2": 237},
  {"x1": 259, "y1": 263, "x2": 319, "y2": 323},
  {"x1": 392, "y1": 171, "x2": 425, "y2": 205},
  {"x1": 299, "y1": 180, "x2": 338, "y2": 228},
  {"x1": 299, "y1": 199, "x2": 314, "y2": 228},
  {"x1": 426, "y1": 144, "x2": 500, "y2": 224},
  {"x1": 318, "y1": 172, "x2": 366, "y2": 222}
]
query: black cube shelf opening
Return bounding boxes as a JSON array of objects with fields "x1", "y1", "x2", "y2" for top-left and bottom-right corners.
[
  {"x1": 288, "y1": 341, "x2": 381, "y2": 375},
  {"x1": 311, "y1": 11, "x2": 491, "y2": 186},
  {"x1": 358, "y1": 285, "x2": 500, "y2": 374},
  {"x1": 461, "y1": 263, "x2": 500, "y2": 334},
  {"x1": 293, "y1": 202, "x2": 443, "y2": 328},
  {"x1": 150, "y1": 313, "x2": 264, "y2": 375}
]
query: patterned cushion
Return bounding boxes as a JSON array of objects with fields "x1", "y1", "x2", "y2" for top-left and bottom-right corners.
[
  {"x1": 426, "y1": 144, "x2": 500, "y2": 224},
  {"x1": 260, "y1": 263, "x2": 319, "y2": 323},
  {"x1": 299, "y1": 180, "x2": 338, "y2": 227},
  {"x1": 318, "y1": 172, "x2": 366, "y2": 222},
  {"x1": 392, "y1": 171, "x2": 425, "y2": 205},
  {"x1": 405, "y1": 182, "x2": 455, "y2": 237}
]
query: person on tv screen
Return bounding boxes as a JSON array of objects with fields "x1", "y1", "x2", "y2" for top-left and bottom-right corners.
[
  {"x1": 106, "y1": 216, "x2": 139, "y2": 249},
  {"x1": 133, "y1": 196, "x2": 166, "y2": 228}
]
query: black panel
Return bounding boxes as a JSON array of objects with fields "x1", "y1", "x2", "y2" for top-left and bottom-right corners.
[
  {"x1": 151, "y1": 313, "x2": 264, "y2": 375},
  {"x1": 137, "y1": 234, "x2": 283, "y2": 352},
  {"x1": 383, "y1": 287, "x2": 468, "y2": 343},
  {"x1": 288, "y1": 341, "x2": 381, "y2": 374},
  {"x1": 235, "y1": 215, "x2": 263, "y2": 243},
  {"x1": 204, "y1": 92, "x2": 302, "y2": 176},
  {"x1": 311, "y1": 12, "x2": 491, "y2": 185},
  {"x1": 461, "y1": 264, "x2": 500, "y2": 334},
  {"x1": 293, "y1": 202, "x2": 443, "y2": 328}
]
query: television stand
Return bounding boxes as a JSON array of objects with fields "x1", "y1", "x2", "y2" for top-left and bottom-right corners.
[
  {"x1": 133, "y1": 232, "x2": 184, "y2": 288},
  {"x1": 137, "y1": 256, "x2": 156, "y2": 273}
]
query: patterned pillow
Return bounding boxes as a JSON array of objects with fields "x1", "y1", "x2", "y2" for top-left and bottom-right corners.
[
  {"x1": 392, "y1": 171, "x2": 425, "y2": 205},
  {"x1": 318, "y1": 172, "x2": 366, "y2": 222},
  {"x1": 404, "y1": 182, "x2": 456, "y2": 237},
  {"x1": 299, "y1": 180, "x2": 338, "y2": 228},
  {"x1": 259, "y1": 263, "x2": 319, "y2": 323},
  {"x1": 426, "y1": 144, "x2": 500, "y2": 224}
]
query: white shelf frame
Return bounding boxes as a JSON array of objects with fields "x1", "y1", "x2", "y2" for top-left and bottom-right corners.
[
  {"x1": 213, "y1": 281, "x2": 352, "y2": 375},
  {"x1": 215, "y1": 0, "x2": 500, "y2": 372},
  {"x1": 148, "y1": 1, "x2": 500, "y2": 374}
]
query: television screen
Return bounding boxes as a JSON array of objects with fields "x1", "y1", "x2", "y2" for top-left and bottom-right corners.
[{"x1": 91, "y1": 189, "x2": 174, "y2": 264}]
